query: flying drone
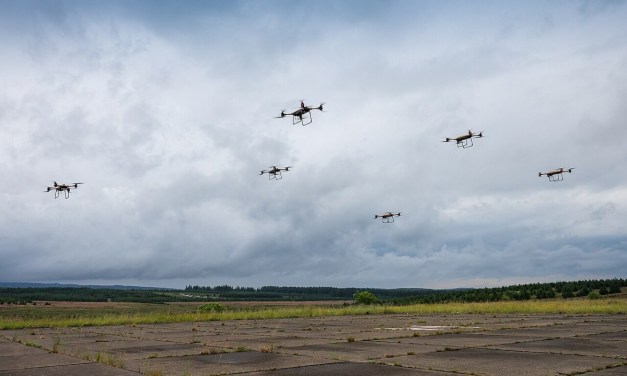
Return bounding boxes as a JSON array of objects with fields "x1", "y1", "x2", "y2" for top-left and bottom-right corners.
[
  {"x1": 539, "y1": 167, "x2": 574, "y2": 182},
  {"x1": 275, "y1": 100, "x2": 324, "y2": 126},
  {"x1": 443, "y1": 130, "x2": 484, "y2": 148},
  {"x1": 45, "y1": 181, "x2": 83, "y2": 199},
  {"x1": 260, "y1": 166, "x2": 292, "y2": 180},
  {"x1": 374, "y1": 212, "x2": 401, "y2": 223}
]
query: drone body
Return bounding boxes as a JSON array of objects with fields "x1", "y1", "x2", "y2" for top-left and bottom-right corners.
[
  {"x1": 276, "y1": 100, "x2": 324, "y2": 126},
  {"x1": 443, "y1": 130, "x2": 483, "y2": 148},
  {"x1": 45, "y1": 181, "x2": 83, "y2": 199},
  {"x1": 260, "y1": 166, "x2": 292, "y2": 180},
  {"x1": 539, "y1": 167, "x2": 574, "y2": 182},
  {"x1": 374, "y1": 212, "x2": 401, "y2": 223}
]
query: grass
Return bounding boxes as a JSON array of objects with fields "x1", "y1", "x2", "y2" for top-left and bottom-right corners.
[
  {"x1": 143, "y1": 367, "x2": 164, "y2": 376},
  {"x1": 22, "y1": 340, "x2": 42, "y2": 348},
  {"x1": 94, "y1": 352, "x2": 125, "y2": 368},
  {"x1": 259, "y1": 344, "x2": 274, "y2": 353},
  {"x1": 1, "y1": 299, "x2": 625, "y2": 330},
  {"x1": 51, "y1": 336, "x2": 61, "y2": 353}
]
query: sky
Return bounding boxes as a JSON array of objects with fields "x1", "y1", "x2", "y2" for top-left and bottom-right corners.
[{"x1": 0, "y1": 0, "x2": 626, "y2": 289}]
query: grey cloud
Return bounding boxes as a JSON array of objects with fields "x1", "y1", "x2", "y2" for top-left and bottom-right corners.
[{"x1": 1, "y1": 1, "x2": 626, "y2": 288}]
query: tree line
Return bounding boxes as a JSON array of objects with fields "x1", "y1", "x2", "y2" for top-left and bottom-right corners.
[
  {"x1": 1, "y1": 278, "x2": 623, "y2": 305},
  {"x1": 389, "y1": 278, "x2": 625, "y2": 305},
  {"x1": 0, "y1": 287, "x2": 182, "y2": 305},
  {"x1": 183, "y1": 285, "x2": 434, "y2": 300}
]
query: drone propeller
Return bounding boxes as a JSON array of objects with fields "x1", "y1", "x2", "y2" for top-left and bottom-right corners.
[
  {"x1": 53, "y1": 181, "x2": 58, "y2": 187},
  {"x1": 442, "y1": 137, "x2": 451, "y2": 142},
  {"x1": 317, "y1": 103, "x2": 325, "y2": 111}
]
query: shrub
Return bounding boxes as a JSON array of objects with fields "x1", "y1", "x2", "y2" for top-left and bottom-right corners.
[
  {"x1": 587, "y1": 291, "x2": 602, "y2": 300},
  {"x1": 577, "y1": 287, "x2": 591, "y2": 297},
  {"x1": 353, "y1": 291, "x2": 380, "y2": 305},
  {"x1": 197, "y1": 303, "x2": 226, "y2": 313}
]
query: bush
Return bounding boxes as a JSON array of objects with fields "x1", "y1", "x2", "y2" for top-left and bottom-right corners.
[
  {"x1": 197, "y1": 303, "x2": 226, "y2": 313},
  {"x1": 353, "y1": 291, "x2": 380, "y2": 305},
  {"x1": 561, "y1": 284, "x2": 575, "y2": 299},
  {"x1": 587, "y1": 291, "x2": 602, "y2": 300},
  {"x1": 577, "y1": 287, "x2": 590, "y2": 297}
]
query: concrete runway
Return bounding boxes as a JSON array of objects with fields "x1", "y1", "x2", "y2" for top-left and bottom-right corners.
[{"x1": 1, "y1": 313, "x2": 625, "y2": 375}]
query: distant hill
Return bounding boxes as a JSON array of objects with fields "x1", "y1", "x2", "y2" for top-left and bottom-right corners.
[
  {"x1": 1, "y1": 279, "x2": 624, "y2": 305},
  {"x1": 0, "y1": 282, "x2": 174, "y2": 290}
]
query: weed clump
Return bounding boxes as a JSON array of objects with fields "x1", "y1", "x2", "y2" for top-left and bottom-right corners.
[{"x1": 52, "y1": 337, "x2": 61, "y2": 353}]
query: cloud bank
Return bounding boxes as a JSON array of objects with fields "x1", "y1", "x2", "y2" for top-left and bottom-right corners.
[{"x1": 1, "y1": 0, "x2": 626, "y2": 288}]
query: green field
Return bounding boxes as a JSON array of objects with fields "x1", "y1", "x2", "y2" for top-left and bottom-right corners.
[{"x1": 1, "y1": 298, "x2": 625, "y2": 330}]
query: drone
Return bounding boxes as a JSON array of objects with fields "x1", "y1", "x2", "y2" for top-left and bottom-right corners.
[
  {"x1": 45, "y1": 181, "x2": 83, "y2": 199},
  {"x1": 275, "y1": 100, "x2": 324, "y2": 126},
  {"x1": 539, "y1": 167, "x2": 574, "y2": 182},
  {"x1": 374, "y1": 212, "x2": 401, "y2": 223},
  {"x1": 260, "y1": 166, "x2": 292, "y2": 180},
  {"x1": 443, "y1": 130, "x2": 483, "y2": 148}
]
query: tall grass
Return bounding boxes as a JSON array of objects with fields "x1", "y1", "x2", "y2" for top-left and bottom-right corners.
[{"x1": 1, "y1": 299, "x2": 624, "y2": 330}]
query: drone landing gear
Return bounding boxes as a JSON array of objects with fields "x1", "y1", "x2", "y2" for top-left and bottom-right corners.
[
  {"x1": 53, "y1": 191, "x2": 70, "y2": 199},
  {"x1": 548, "y1": 174, "x2": 564, "y2": 182},
  {"x1": 457, "y1": 139, "x2": 474, "y2": 148},
  {"x1": 293, "y1": 112, "x2": 312, "y2": 126},
  {"x1": 382, "y1": 217, "x2": 395, "y2": 223},
  {"x1": 269, "y1": 172, "x2": 283, "y2": 180}
]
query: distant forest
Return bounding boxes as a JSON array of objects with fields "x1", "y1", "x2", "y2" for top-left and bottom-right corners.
[{"x1": 0, "y1": 278, "x2": 624, "y2": 305}]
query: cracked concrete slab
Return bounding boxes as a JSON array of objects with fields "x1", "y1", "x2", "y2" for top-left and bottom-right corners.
[
  {"x1": 487, "y1": 337, "x2": 627, "y2": 358},
  {"x1": 381, "y1": 348, "x2": 622, "y2": 376},
  {"x1": 236, "y1": 361, "x2": 459, "y2": 375},
  {"x1": 124, "y1": 351, "x2": 340, "y2": 375},
  {"x1": 1, "y1": 313, "x2": 625, "y2": 375}
]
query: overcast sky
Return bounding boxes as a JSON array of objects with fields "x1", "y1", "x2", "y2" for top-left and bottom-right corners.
[{"x1": 1, "y1": 0, "x2": 626, "y2": 289}]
